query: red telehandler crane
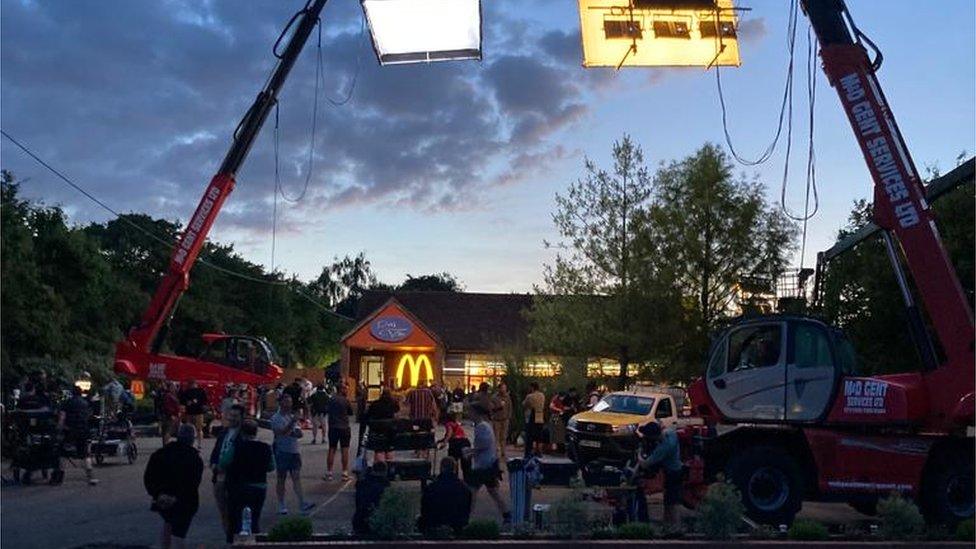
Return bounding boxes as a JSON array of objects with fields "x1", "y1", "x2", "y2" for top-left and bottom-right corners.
[
  {"x1": 114, "y1": 0, "x2": 329, "y2": 404},
  {"x1": 681, "y1": 0, "x2": 974, "y2": 526}
]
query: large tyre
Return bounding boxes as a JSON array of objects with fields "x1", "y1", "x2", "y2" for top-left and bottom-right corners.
[
  {"x1": 726, "y1": 446, "x2": 804, "y2": 525},
  {"x1": 921, "y1": 448, "x2": 975, "y2": 526}
]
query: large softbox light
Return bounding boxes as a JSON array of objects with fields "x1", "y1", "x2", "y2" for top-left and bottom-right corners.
[
  {"x1": 578, "y1": 0, "x2": 741, "y2": 68},
  {"x1": 361, "y1": 0, "x2": 482, "y2": 65}
]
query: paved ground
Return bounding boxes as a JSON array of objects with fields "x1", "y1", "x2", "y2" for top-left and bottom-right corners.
[{"x1": 1, "y1": 421, "x2": 871, "y2": 548}]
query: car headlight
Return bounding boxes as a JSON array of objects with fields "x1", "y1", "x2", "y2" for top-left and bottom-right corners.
[
  {"x1": 612, "y1": 423, "x2": 638, "y2": 434},
  {"x1": 567, "y1": 418, "x2": 578, "y2": 431}
]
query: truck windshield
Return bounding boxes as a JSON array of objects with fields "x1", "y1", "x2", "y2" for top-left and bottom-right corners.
[{"x1": 593, "y1": 395, "x2": 655, "y2": 415}]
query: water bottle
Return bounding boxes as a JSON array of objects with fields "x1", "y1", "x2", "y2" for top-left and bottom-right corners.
[{"x1": 240, "y1": 506, "x2": 252, "y2": 536}]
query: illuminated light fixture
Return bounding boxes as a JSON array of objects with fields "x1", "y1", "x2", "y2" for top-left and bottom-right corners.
[
  {"x1": 578, "y1": 0, "x2": 741, "y2": 68},
  {"x1": 361, "y1": 0, "x2": 482, "y2": 65},
  {"x1": 396, "y1": 353, "x2": 434, "y2": 388}
]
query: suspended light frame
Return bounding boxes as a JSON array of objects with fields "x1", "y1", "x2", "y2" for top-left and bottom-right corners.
[{"x1": 361, "y1": 0, "x2": 483, "y2": 66}]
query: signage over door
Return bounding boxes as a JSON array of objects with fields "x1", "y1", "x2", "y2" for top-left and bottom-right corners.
[{"x1": 370, "y1": 316, "x2": 414, "y2": 342}]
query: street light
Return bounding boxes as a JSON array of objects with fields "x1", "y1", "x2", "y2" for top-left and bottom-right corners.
[
  {"x1": 578, "y1": 0, "x2": 741, "y2": 68},
  {"x1": 361, "y1": 0, "x2": 482, "y2": 65}
]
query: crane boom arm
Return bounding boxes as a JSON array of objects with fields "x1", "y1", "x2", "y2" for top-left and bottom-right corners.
[
  {"x1": 124, "y1": 0, "x2": 329, "y2": 353},
  {"x1": 803, "y1": 0, "x2": 974, "y2": 425}
]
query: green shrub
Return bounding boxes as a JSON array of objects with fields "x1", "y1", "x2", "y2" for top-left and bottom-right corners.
[
  {"x1": 368, "y1": 487, "x2": 418, "y2": 540},
  {"x1": 616, "y1": 521, "x2": 656, "y2": 539},
  {"x1": 590, "y1": 526, "x2": 616, "y2": 539},
  {"x1": 426, "y1": 525, "x2": 455, "y2": 540},
  {"x1": 877, "y1": 493, "x2": 925, "y2": 540},
  {"x1": 550, "y1": 494, "x2": 590, "y2": 538},
  {"x1": 461, "y1": 519, "x2": 500, "y2": 540},
  {"x1": 748, "y1": 524, "x2": 779, "y2": 540},
  {"x1": 512, "y1": 522, "x2": 537, "y2": 539},
  {"x1": 957, "y1": 519, "x2": 975, "y2": 542},
  {"x1": 267, "y1": 516, "x2": 313, "y2": 542},
  {"x1": 788, "y1": 518, "x2": 829, "y2": 541},
  {"x1": 695, "y1": 479, "x2": 744, "y2": 540}
]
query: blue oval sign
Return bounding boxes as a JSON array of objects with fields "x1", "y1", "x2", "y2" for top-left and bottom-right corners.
[{"x1": 370, "y1": 316, "x2": 413, "y2": 342}]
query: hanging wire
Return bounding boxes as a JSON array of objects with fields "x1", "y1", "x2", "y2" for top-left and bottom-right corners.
[
  {"x1": 324, "y1": 12, "x2": 366, "y2": 107},
  {"x1": 0, "y1": 128, "x2": 348, "y2": 319},
  {"x1": 715, "y1": 0, "x2": 799, "y2": 166}
]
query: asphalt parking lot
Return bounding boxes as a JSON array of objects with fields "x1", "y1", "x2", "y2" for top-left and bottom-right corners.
[{"x1": 0, "y1": 421, "x2": 872, "y2": 548}]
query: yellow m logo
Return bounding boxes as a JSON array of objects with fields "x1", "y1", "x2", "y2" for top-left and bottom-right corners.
[{"x1": 396, "y1": 353, "x2": 433, "y2": 388}]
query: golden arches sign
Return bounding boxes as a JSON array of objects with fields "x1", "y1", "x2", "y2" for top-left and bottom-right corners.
[{"x1": 396, "y1": 353, "x2": 433, "y2": 388}]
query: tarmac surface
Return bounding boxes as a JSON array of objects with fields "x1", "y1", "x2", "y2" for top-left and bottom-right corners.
[{"x1": 0, "y1": 420, "x2": 872, "y2": 548}]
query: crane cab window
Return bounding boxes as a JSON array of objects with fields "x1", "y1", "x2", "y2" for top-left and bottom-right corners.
[
  {"x1": 728, "y1": 324, "x2": 782, "y2": 372},
  {"x1": 201, "y1": 338, "x2": 231, "y2": 365},
  {"x1": 793, "y1": 323, "x2": 833, "y2": 368}
]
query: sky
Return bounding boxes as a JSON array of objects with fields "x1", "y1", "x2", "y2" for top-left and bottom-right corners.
[{"x1": 1, "y1": 0, "x2": 973, "y2": 293}]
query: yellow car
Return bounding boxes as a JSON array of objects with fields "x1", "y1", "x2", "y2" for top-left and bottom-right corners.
[{"x1": 566, "y1": 389, "x2": 684, "y2": 466}]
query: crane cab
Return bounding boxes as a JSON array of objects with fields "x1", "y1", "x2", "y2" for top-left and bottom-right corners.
[
  {"x1": 701, "y1": 316, "x2": 857, "y2": 423},
  {"x1": 199, "y1": 334, "x2": 278, "y2": 377}
]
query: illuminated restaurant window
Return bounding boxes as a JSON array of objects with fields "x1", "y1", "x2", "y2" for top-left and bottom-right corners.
[
  {"x1": 523, "y1": 358, "x2": 561, "y2": 377},
  {"x1": 587, "y1": 358, "x2": 622, "y2": 377}
]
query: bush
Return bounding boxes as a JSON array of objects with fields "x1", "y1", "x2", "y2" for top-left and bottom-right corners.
[
  {"x1": 591, "y1": 526, "x2": 616, "y2": 539},
  {"x1": 616, "y1": 521, "x2": 656, "y2": 539},
  {"x1": 426, "y1": 525, "x2": 455, "y2": 540},
  {"x1": 512, "y1": 522, "x2": 537, "y2": 539},
  {"x1": 877, "y1": 493, "x2": 925, "y2": 540},
  {"x1": 368, "y1": 487, "x2": 418, "y2": 540},
  {"x1": 748, "y1": 524, "x2": 780, "y2": 540},
  {"x1": 957, "y1": 519, "x2": 975, "y2": 542},
  {"x1": 696, "y1": 479, "x2": 744, "y2": 540},
  {"x1": 267, "y1": 517, "x2": 313, "y2": 542},
  {"x1": 788, "y1": 519, "x2": 829, "y2": 541},
  {"x1": 550, "y1": 493, "x2": 590, "y2": 538},
  {"x1": 460, "y1": 519, "x2": 500, "y2": 540}
]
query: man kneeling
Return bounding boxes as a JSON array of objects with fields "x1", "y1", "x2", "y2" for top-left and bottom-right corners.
[{"x1": 418, "y1": 457, "x2": 472, "y2": 535}]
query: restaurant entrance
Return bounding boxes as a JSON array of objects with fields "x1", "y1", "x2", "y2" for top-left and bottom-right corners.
[{"x1": 359, "y1": 355, "x2": 384, "y2": 401}]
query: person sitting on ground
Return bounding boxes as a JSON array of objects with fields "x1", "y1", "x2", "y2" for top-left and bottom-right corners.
[
  {"x1": 144, "y1": 424, "x2": 204, "y2": 549},
  {"x1": 226, "y1": 419, "x2": 275, "y2": 542},
  {"x1": 418, "y1": 457, "x2": 472, "y2": 535},
  {"x1": 351, "y1": 461, "x2": 390, "y2": 536}
]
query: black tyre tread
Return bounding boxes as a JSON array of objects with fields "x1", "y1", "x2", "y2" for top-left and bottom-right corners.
[
  {"x1": 921, "y1": 447, "x2": 975, "y2": 525},
  {"x1": 726, "y1": 445, "x2": 804, "y2": 525}
]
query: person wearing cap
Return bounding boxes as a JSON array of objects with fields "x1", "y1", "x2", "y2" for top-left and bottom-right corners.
[
  {"x1": 58, "y1": 385, "x2": 98, "y2": 485},
  {"x1": 635, "y1": 422, "x2": 682, "y2": 529},
  {"x1": 144, "y1": 424, "x2": 204, "y2": 549},
  {"x1": 464, "y1": 403, "x2": 511, "y2": 524}
]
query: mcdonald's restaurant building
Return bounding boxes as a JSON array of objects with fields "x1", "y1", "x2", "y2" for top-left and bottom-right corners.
[{"x1": 340, "y1": 291, "x2": 621, "y2": 400}]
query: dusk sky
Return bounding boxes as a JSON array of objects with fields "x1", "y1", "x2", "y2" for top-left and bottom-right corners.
[{"x1": 2, "y1": 0, "x2": 973, "y2": 293}]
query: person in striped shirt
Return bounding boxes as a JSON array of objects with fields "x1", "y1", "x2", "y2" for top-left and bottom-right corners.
[{"x1": 405, "y1": 384, "x2": 438, "y2": 458}]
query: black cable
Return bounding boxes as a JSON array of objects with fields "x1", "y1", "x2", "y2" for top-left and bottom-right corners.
[
  {"x1": 324, "y1": 13, "x2": 366, "y2": 107},
  {"x1": 715, "y1": 0, "x2": 799, "y2": 166},
  {"x1": 0, "y1": 129, "x2": 347, "y2": 319},
  {"x1": 276, "y1": 21, "x2": 323, "y2": 205}
]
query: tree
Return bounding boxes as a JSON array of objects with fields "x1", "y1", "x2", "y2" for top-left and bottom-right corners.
[
  {"x1": 311, "y1": 252, "x2": 383, "y2": 317},
  {"x1": 529, "y1": 135, "x2": 674, "y2": 387},
  {"x1": 639, "y1": 144, "x2": 797, "y2": 380},
  {"x1": 820, "y1": 175, "x2": 973, "y2": 376},
  {"x1": 397, "y1": 272, "x2": 463, "y2": 292}
]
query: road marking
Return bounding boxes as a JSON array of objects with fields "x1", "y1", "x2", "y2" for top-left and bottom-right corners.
[{"x1": 307, "y1": 479, "x2": 353, "y2": 518}]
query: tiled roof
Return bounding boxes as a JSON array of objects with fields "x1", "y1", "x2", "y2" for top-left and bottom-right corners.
[{"x1": 355, "y1": 291, "x2": 534, "y2": 352}]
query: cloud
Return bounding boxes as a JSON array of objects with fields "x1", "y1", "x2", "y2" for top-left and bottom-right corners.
[{"x1": 0, "y1": 0, "x2": 605, "y2": 242}]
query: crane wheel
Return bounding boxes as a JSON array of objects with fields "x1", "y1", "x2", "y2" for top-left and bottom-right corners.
[
  {"x1": 726, "y1": 446, "x2": 804, "y2": 525},
  {"x1": 921, "y1": 448, "x2": 975, "y2": 526}
]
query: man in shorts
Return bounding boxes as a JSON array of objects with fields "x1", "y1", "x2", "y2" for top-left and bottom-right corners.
[
  {"x1": 307, "y1": 384, "x2": 330, "y2": 445},
  {"x1": 271, "y1": 395, "x2": 314, "y2": 514},
  {"x1": 324, "y1": 383, "x2": 353, "y2": 481},
  {"x1": 464, "y1": 404, "x2": 510, "y2": 524},
  {"x1": 58, "y1": 385, "x2": 98, "y2": 485},
  {"x1": 179, "y1": 380, "x2": 208, "y2": 448}
]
